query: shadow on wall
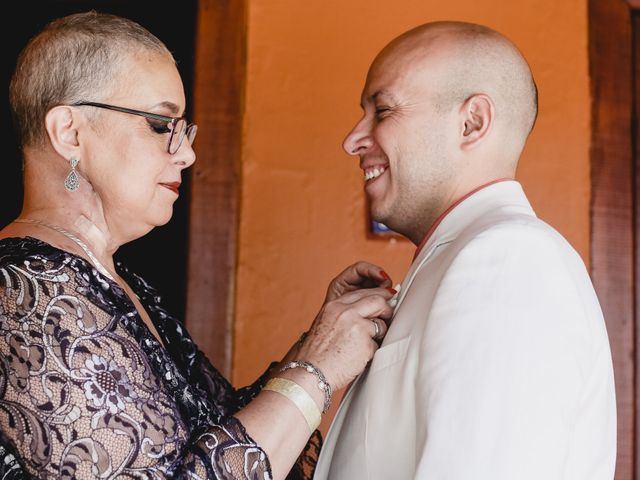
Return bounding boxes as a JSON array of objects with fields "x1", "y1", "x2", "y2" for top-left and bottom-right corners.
[{"x1": 3, "y1": 0, "x2": 197, "y2": 320}]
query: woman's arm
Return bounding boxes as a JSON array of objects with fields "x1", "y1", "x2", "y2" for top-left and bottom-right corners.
[{"x1": 237, "y1": 285, "x2": 394, "y2": 479}]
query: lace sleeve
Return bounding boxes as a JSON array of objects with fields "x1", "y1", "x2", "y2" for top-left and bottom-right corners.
[
  {"x1": 149, "y1": 312, "x2": 321, "y2": 479},
  {"x1": 0, "y1": 254, "x2": 271, "y2": 479},
  {"x1": 185, "y1": 345, "x2": 321, "y2": 480}
]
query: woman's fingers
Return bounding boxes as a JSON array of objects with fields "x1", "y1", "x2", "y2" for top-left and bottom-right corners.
[
  {"x1": 333, "y1": 286, "x2": 395, "y2": 309},
  {"x1": 325, "y1": 261, "x2": 393, "y2": 302},
  {"x1": 369, "y1": 317, "x2": 388, "y2": 342},
  {"x1": 300, "y1": 292, "x2": 395, "y2": 390},
  {"x1": 345, "y1": 261, "x2": 392, "y2": 287},
  {"x1": 297, "y1": 265, "x2": 401, "y2": 391},
  {"x1": 347, "y1": 293, "x2": 394, "y2": 321}
]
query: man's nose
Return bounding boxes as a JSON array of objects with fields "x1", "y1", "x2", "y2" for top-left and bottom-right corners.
[{"x1": 342, "y1": 117, "x2": 373, "y2": 156}]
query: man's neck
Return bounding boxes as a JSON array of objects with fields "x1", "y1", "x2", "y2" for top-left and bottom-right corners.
[{"x1": 412, "y1": 178, "x2": 513, "y2": 259}]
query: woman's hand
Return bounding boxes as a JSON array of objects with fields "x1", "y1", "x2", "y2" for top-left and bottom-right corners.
[
  {"x1": 324, "y1": 261, "x2": 393, "y2": 303},
  {"x1": 296, "y1": 286, "x2": 394, "y2": 392},
  {"x1": 280, "y1": 261, "x2": 396, "y2": 368}
]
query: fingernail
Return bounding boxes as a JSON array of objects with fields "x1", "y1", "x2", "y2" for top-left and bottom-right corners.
[
  {"x1": 387, "y1": 287, "x2": 397, "y2": 294},
  {"x1": 380, "y1": 271, "x2": 390, "y2": 280}
]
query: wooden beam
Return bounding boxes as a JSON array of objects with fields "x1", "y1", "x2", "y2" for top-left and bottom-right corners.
[
  {"x1": 186, "y1": 0, "x2": 247, "y2": 378},
  {"x1": 589, "y1": 0, "x2": 635, "y2": 477}
]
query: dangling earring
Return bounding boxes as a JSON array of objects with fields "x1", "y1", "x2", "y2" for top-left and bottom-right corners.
[{"x1": 64, "y1": 157, "x2": 80, "y2": 192}]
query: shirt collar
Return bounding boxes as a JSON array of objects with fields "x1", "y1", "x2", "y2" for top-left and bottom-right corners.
[
  {"x1": 387, "y1": 179, "x2": 534, "y2": 317},
  {"x1": 413, "y1": 178, "x2": 521, "y2": 260}
]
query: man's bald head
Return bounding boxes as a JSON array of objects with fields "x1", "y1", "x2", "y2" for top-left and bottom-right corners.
[
  {"x1": 344, "y1": 21, "x2": 539, "y2": 243},
  {"x1": 370, "y1": 21, "x2": 538, "y2": 157}
]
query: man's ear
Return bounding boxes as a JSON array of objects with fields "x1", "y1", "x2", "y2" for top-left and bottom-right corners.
[
  {"x1": 460, "y1": 94, "x2": 494, "y2": 150},
  {"x1": 44, "y1": 105, "x2": 81, "y2": 159}
]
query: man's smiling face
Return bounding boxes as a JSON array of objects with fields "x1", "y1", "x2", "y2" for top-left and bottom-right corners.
[{"x1": 342, "y1": 38, "x2": 460, "y2": 241}]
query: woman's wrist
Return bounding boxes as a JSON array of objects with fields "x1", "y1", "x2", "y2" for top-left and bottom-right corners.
[
  {"x1": 280, "y1": 360, "x2": 332, "y2": 413},
  {"x1": 262, "y1": 378, "x2": 321, "y2": 432},
  {"x1": 276, "y1": 367, "x2": 325, "y2": 412},
  {"x1": 277, "y1": 332, "x2": 333, "y2": 413}
]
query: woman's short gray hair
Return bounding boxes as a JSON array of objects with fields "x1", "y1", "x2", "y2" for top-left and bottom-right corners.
[{"x1": 9, "y1": 10, "x2": 173, "y2": 149}]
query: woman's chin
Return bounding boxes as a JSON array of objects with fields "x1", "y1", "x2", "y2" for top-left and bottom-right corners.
[
  {"x1": 156, "y1": 210, "x2": 174, "y2": 226},
  {"x1": 146, "y1": 207, "x2": 174, "y2": 228}
]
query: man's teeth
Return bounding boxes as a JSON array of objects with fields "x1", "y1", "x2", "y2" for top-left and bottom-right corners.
[{"x1": 364, "y1": 167, "x2": 386, "y2": 181}]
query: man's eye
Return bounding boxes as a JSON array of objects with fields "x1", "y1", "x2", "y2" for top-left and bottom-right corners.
[
  {"x1": 375, "y1": 107, "x2": 391, "y2": 118},
  {"x1": 146, "y1": 119, "x2": 171, "y2": 134}
]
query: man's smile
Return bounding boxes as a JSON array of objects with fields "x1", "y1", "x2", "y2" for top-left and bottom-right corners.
[{"x1": 363, "y1": 165, "x2": 388, "y2": 182}]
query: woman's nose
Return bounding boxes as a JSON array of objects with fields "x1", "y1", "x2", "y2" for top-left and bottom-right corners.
[{"x1": 173, "y1": 140, "x2": 196, "y2": 169}]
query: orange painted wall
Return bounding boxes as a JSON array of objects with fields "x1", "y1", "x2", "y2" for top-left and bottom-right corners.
[{"x1": 234, "y1": 0, "x2": 591, "y2": 431}]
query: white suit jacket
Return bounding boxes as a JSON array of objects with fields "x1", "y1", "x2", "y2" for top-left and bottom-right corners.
[{"x1": 314, "y1": 181, "x2": 616, "y2": 480}]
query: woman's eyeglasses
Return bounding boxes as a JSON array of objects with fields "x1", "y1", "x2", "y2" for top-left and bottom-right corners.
[{"x1": 72, "y1": 101, "x2": 197, "y2": 154}]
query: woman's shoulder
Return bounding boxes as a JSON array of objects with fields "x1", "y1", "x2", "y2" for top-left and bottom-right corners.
[
  {"x1": 0, "y1": 236, "x2": 120, "y2": 316},
  {"x1": 0, "y1": 235, "x2": 69, "y2": 266},
  {"x1": 0, "y1": 236, "x2": 78, "y2": 293}
]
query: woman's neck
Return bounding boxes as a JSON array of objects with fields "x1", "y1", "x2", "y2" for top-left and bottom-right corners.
[{"x1": 17, "y1": 206, "x2": 119, "y2": 274}]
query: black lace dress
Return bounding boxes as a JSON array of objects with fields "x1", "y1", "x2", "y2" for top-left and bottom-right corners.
[{"x1": 0, "y1": 237, "x2": 320, "y2": 479}]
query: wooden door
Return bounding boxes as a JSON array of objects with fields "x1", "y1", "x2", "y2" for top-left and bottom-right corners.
[
  {"x1": 185, "y1": 0, "x2": 247, "y2": 378},
  {"x1": 589, "y1": 0, "x2": 640, "y2": 477}
]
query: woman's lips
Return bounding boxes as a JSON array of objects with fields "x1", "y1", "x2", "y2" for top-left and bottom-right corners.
[{"x1": 160, "y1": 182, "x2": 180, "y2": 194}]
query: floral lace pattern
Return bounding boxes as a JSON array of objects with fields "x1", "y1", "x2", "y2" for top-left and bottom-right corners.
[{"x1": 0, "y1": 236, "x2": 299, "y2": 479}]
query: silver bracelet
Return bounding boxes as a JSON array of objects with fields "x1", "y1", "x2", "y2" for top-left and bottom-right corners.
[{"x1": 280, "y1": 360, "x2": 332, "y2": 413}]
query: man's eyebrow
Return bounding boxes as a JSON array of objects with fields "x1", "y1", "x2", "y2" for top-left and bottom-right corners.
[{"x1": 360, "y1": 89, "x2": 397, "y2": 108}]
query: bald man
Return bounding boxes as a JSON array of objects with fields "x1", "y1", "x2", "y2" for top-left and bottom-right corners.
[{"x1": 314, "y1": 21, "x2": 616, "y2": 480}]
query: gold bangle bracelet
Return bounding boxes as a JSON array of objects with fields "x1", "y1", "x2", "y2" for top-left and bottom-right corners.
[{"x1": 263, "y1": 377, "x2": 321, "y2": 432}]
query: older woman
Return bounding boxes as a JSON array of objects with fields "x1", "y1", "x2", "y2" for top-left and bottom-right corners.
[{"x1": 0, "y1": 11, "x2": 394, "y2": 480}]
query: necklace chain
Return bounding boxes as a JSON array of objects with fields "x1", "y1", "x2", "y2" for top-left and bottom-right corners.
[{"x1": 15, "y1": 218, "x2": 115, "y2": 281}]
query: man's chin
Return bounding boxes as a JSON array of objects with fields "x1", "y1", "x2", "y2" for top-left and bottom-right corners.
[
  {"x1": 371, "y1": 210, "x2": 393, "y2": 230},
  {"x1": 372, "y1": 206, "x2": 406, "y2": 235}
]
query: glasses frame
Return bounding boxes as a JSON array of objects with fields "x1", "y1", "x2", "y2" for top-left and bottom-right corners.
[{"x1": 71, "y1": 101, "x2": 196, "y2": 154}]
